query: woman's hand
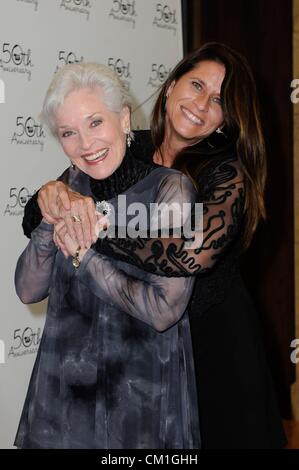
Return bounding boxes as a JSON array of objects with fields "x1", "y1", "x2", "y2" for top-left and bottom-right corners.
[
  {"x1": 38, "y1": 181, "x2": 98, "y2": 248},
  {"x1": 54, "y1": 220, "x2": 88, "y2": 261},
  {"x1": 38, "y1": 181, "x2": 69, "y2": 223},
  {"x1": 53, "y1": 214, "x2": 110, "y2": 258}
]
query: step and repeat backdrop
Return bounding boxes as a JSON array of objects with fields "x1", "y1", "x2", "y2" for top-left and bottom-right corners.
[{"x1": 0, "y1": 0, "x2": 183, "y2": 448}]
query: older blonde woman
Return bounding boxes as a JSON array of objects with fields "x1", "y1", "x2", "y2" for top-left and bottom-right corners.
[{"x1": 14, "y1": 63, "x2": 199, "y2": 449}]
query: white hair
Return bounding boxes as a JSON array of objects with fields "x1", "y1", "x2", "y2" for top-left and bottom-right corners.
[{"x1": 41, "y1": 62, "x2": 132, "y2": 136}]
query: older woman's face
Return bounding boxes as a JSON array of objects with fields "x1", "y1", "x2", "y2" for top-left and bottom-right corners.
[
  {"x1": 166, "y1": 60, "x2": 225, "y2": 144},
  {"x1": 56, "y1": 87, "x2": 129, "y2": 180}
]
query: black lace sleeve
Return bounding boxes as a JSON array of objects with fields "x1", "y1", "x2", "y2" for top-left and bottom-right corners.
[
  {"x1": 22, "y1": 168, "x2": 70, "y2": 238},
  {"x1": 94, "y1": 156, "x2": 245, "y2": 277},
  {"x1": 22, "y1": 191, "x2": 42, "y2": 239}
]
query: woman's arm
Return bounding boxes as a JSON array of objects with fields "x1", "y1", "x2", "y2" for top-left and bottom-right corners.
[
  {"x1": 22, "y1": 157, "x2": 245, "y2": 278},
  {"x1": 23, "y1": 181, "x2": 97, "y2": 248},
  {"x1": 75, "y1": 250, "x2": 194, "y2": 332},
  {"x1": 22, "y1": 167, "x2": 71, "y2": 238},
  {"x1": 15, "y1": 221, "x2": 58, "y2": 304},
  {"x1": 60, "y1": 171, "x2": 197, "y2": 331},
  {"x1": 96, "y1": 157, "x2": 245, "y2": 277}
]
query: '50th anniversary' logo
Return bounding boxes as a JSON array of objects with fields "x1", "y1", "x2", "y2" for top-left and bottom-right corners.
[
  {"x1": 16, "y1": 0, "x2": 39, "y2": 11},
  {"x1": 0, "y1": 42, "x2": 33, "y2": 81},
  {"x1": 148, "y1": 63, "x2": 171, "y2": 88},
  {"x1": 109, "y1": 0, "x2": 137, "y2": 29},
  {"x1": 55, "y1": 50, "x2": 84, "y2": 73},
  {"x1": 60, "y1": 0, "x2": 92, "y2": 21},
  {"x1": 11, "y1": 116, "x2": 46, "y2": 151},
  {"x1": 108, "y1": 57, "x2": 132, "y2": 90},
  {"x1": 153, "y1": 3, "x2": 177, "y2": 35},
  {"x1": 4, "y1": 187, "x2": 35, "y2": 217},
  {"x1": 8, "y1": 326, "x2": 41, "y2": 359}
]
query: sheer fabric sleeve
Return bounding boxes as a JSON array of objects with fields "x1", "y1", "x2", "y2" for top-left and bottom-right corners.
[
  {"x1": 75, "y1": 172, "x2": 197, "y2": 332},
  {"x1": 76, "y1": 252, "x2": 194, "y2": 332},
  {"x1": 95, "y1": 158, "x2": 245, "y2": 277},
  {"x1": 15, "y1": 222, "x2": 57, "y2": 304}
]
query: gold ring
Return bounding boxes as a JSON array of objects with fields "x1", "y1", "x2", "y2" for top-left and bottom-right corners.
[{"x1": 71, "y1": 214, "x2": 82, "y2": 223}]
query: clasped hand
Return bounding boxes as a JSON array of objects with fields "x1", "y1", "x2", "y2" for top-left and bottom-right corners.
[{"x1": 39, "y1": 181, "x2": 109, "y2": 258}]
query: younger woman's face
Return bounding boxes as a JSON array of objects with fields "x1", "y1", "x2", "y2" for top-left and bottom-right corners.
[
  {"x1": 56, "y1": 86, "x2": 130, "y2": 180},
  {"x1": 165, "y1": 60, "x2": 225, "y2": 145}
]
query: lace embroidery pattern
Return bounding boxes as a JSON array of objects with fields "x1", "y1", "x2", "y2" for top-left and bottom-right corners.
[{"x1": 96, "y1": 155, "x2": 245, "y2": 278}]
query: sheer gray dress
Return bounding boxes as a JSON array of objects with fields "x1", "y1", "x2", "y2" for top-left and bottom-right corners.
[{"x1": 14, "y1": 152, "x2": 200, "y2": 449}]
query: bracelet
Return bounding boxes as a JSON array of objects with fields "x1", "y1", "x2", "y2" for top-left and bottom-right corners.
[{"x1": 72, "y1": 245, "x2": 81, "y2": 268}]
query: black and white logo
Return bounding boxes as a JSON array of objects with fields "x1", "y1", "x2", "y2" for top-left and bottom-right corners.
[
  {"x1": 60, "y1": 0, "x2": 92, "y2": 21},
  {"x1": 109, "y1": 0, "x2": 137, "y2": 29},
  {"x1": 55, "y1": 50, "x2": 84, "y2": 73},
  {"x1": 148, "y1": 63, "x2": 171, "y2": 88},
  {"x1": 16, "y1": 0, "x2": 39, "y2": 11},
  {"x1": 4, "y1": 186, "x2": 35, "y2": 217},
  {"x1": 11, "y1": 116, "x2": 46, "y2": 151},
  {"x1": 8, "y1": 326, "x2": 41, "y2": 359},
  {"x1": 0, "y1": 42, "x2": 33, "y2": 81},
  {"x1": 153, "y1": 3, "x2": 177, "y2": 35},
  {"x1": 108, "y1": 57, "x2": 132, "y2": 90}
]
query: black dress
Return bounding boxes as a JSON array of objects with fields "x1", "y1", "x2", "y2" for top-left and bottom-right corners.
[{"x1": 22, "y1": 130, "x2": 286, "y2": 449}]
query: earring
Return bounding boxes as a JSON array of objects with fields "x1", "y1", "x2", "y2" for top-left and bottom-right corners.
[
  {"x1": 216, "y1": 127, "x2": 227, "y2": 139},
  {"x1": 70, "y1": 161, "x2": 76, "y2": 169},
  {"x1": 126, "y1": 132, "x2": 132, "y2": 148}
]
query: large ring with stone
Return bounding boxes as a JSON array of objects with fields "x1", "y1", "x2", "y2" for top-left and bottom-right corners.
[
  {"x1": 96, "y1": 200, "x2": 112, "y2": 217},
  {"x1": 71, "y1": 214, "x2": 82, "y2": 223}
]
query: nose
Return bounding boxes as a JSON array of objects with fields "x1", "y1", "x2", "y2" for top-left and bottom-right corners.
[
  {"x1": 79, "y1": 130, "x2": 93, "y2": 151},
  {"x1": 196, "y1": 93, "x2": 209, "y2": 113}
]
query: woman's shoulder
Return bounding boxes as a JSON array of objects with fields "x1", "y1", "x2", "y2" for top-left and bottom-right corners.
[
  {"x1": 138, "y1": 166, "x2": 197, "y2": 202},
  {"x1": 147, "y1": 165, "x2": 195, "y2": 186}
]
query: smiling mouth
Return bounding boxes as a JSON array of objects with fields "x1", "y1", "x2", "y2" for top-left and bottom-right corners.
[
  {"x1": 181, "y1": 106, "x2": 204, "y2": 125},
  {"x1": 82, "y1": 148, "x2": 109, "y2": 164}
]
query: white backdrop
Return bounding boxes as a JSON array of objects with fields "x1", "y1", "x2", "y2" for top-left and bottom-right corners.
[{"x1": 0, "y1": 0, "x2": 183, "y2": 448}]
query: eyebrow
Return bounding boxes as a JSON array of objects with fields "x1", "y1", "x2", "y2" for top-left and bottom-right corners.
[
  {"x1": 190, "y1": 77, "x2": 221, "y2": 96},
  {"x1": 58, "y1": 112, "x2": 101, "y2": 129},
  {"x1": 85, "y1": 112, "x2": 101, "y2": 120},
  {"x1": 190, "y1": 77, "x2": 206, "y2": 87}
]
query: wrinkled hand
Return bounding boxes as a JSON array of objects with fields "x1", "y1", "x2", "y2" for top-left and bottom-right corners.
[
  {"x1": 38, "y1": 181, "x2": 68, "y2": 223},
  {"x1": 53, "y1": 214, "x2": 110, "y2": 258},
  {"x1": 37, "y1": 181, "x2": 98, "y2": 248},
  {"x1": 54, "y1": 220, "x2": 88, "y2": 261}
]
